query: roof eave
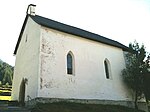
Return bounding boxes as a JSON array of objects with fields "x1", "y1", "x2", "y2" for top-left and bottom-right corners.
[
  {"x1": 14, "y1": 14, "x2": 129, "y2": 55},
  {"x1": 30, "y1": 15, "x2": 129, "y2": 51},
  {"x1": 14, "y1": 15, "x2": 29, "y2": 55},
  {"x1": 39, "y1": 23, "x2": 129, "y2": 51}
]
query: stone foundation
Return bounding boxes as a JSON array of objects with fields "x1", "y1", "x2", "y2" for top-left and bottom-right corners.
[{"x1": 25, "y1": 97, "x2": 148, "y2": 112}]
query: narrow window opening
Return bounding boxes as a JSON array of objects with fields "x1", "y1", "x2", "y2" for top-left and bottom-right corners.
[
  {"x1": 104, "y1": 59, "x2": 112, "y2": 79},
  {"x1": 25, "y1": 35, "x2": 28, "y2": 42},
  {"x1": 67, "y1": 52, "x2": 74, "y2": 75}
]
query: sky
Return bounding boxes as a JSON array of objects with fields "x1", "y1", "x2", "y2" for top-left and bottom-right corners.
[{"x1": 0, "y1": 0, "x2": 150, "y2": 66}]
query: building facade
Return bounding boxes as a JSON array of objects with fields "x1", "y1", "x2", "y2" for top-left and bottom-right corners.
[{"x1": 12, "y1": 4, "x2": 135, "y2": 107}]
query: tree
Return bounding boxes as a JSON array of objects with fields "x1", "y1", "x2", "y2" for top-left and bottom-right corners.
[
  {"x1": 143, "y1": 54, "x2": 150, "y2": 103},
  {"x1": 0, "y1": 60, "x2": 14, "y2": 85},
  {"x1": 143, "y1": 72, "x2": 150, "y2": 102},
  {"x1": 122, "y1": 41, "x2": 150, "y2": 109}
]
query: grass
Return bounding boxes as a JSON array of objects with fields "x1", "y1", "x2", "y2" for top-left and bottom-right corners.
[
  {"x1": 0, "y1": 87, "x2": 11, "y2": 101},
  {"x1": 0, "y1": 96, "x2": 11, "y2": 101},
  {"x1": 31, "y1": 102, "x2": 144, "y2": 112}
]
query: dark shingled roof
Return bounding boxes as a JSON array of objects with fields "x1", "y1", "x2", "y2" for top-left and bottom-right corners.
[{"x1": 14, "y1": 14, "x2": 129, "y2": 54}]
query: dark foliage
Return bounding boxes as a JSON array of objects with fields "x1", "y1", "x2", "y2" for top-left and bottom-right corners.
[
  {"x1": 122, "y1": 41, "x2": 150, "y2": 109},
  {"x1": 0, "y1": 59, "x2": 14, "y2": 85}
]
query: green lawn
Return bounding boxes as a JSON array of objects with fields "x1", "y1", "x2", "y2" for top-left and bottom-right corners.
[
  {"x1": 0, "y1": 87, "x2": 11, "y2": 101},
  {"x1": 0, "y1": 96, "x2": 11, "y2": 101},
  {"x1": 31, "y1": 102, "x2": 144, "y2": 112}
]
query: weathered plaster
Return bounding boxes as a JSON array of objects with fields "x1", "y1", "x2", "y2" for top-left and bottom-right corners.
[{"x1": 38, "y1": 27, "x2": 133, "y2": 101}]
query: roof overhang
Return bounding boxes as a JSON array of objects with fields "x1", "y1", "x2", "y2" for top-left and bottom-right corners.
[{"x1": 14, "y1": 14, "x2": 129, "y2": 55}]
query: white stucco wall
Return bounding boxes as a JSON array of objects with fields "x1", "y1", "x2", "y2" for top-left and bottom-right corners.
[
  {"x1": 11, "y1": 17, "x2": 41, "y2": 101},
  {"x1": 38, "y1": 27, "x2": 133, "y2": 101}
]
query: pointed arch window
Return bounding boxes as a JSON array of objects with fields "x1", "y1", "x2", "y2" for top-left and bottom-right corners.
[
  {"x1": 104, "y1": 59, "x2": 111, "y2": 79},
  {"x1": 67, "y1": 52, "x2": 74, "y2": 75}
]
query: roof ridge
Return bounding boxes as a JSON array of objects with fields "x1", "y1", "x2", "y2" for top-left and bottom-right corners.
[
  {"x1": 14, "y1": 14, "x2": 129, "y2": 54},
  {"x1": 31, "y1": 15, "x2": 116, "y2": 41},
  {"x1": 30, "y1": 15, "x2": 128, "y2": 51}
]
